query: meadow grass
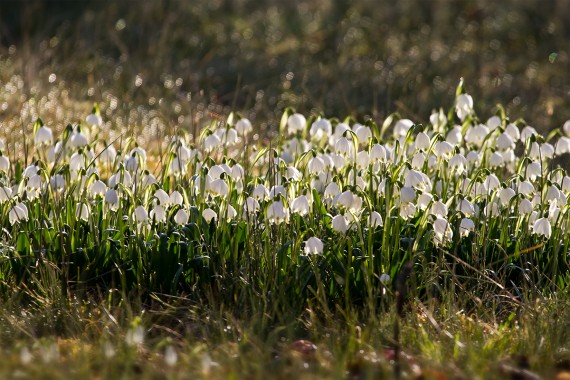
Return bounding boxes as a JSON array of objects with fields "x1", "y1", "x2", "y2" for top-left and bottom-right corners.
[{"x1": 0, "y1": 76, "x2": 569, "y2": 378}]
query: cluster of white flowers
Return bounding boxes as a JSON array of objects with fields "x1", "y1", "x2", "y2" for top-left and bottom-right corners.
[{"x1": 1, "y1": 95, "x2": 569, "y2": 259}]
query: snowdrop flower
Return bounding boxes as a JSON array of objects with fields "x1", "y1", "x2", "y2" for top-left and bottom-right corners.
[
  {"x1": 207, "y1": 178, "x2": 229, "y2": 197},
  {"x1": 309, "y1": 118, "x2": 332, "y2": 141},
  {"x1": 235, "y1": 118, "x2": 253, "y2": 136},
  {"x1": 429, "y1": 200, "x2": 448, "y2": 218},
  {"x1": 9, "y1": 202, "x2": 29, "y2": 224},
  {"x1": 203, "y1": 134, "x2": 221, "y2": 152},
  {"x1": 353, "y1": 124, "x2": 372, "y2": 143},
  {"x1": 335, "y1": 137, "x2": 352, "y2": 157},
  {"x1": 449, "y1": 154, "x2": 467, "y2": 174},
  {"x1": 332, "y1": 214, "x2": 349, "y2": 233},
  {"x1": 304, "y1": 237, "x2": 324, "y2": 255},
  {"x1": 489, "y1": 152, "x2": 504, "y2": 168},
  {"x1": 518, "y1": 198, "x2": 533, "y2": 215},
  {"x1": 446, "y1": 126, "x2": 463, "y2": 145},
  {"x1": 86, "y1": 112, "x2": 103, "y2": 127},
  {"x1": 149, "y1": 205, "x2": 166, "y2": 223},
  {"x1": 0, "y1": 155, "x2": 9, "y2": 172},
  {"x1": 243, "y1": 197, "x2": 260, "y2": 215},
  {"x1": 76, "y1": 203, "x2": 90, "y2": 221},
  {"x1": 35, "y1": 125, "x2": 53, "y2": 146},
  {"x1": 170, "y1": 191, "x2": 184, "y2": 206},
  {"x1": 435, "y1": 141, "x2": 454, "y2": 160},
  {"x1": 48, "y1": 174, "x2": 64, "y2": 191},
  {"x1": 455, "y1": 94, "x2": 474, "y2": 121},
  {"x1": 458, "y1": 199, "x2": 475, "y2": 216},
  {"x1": 486, "y1": 115, "x2": 502, "y2": 131},
  {"x1": 174, "y1": 208, "x2": 189, "y2": 225},
  {"x1": 400, "y1": 186, "x2": 416, "y2": 203},
  {"x1": 0, "y1": 186, "x2": 12, "y2": 203},
  {"x1": 291, "y1": 195, "x2": 311, "y2": 216},
  {"x1": 252, "y1": 184, "x2": 269, "y2": 201},
  {"x1": 307, "y1": 156, "x2": 325, "y2": 174},
  {"x1": 153, "y1": 189, "x2": 169, "y2": 205},
  {"x1": 393, "y1": 119, "x2": 414, "y2": 138},
  {"x1": 99, "y1": 144, "x2": 117, "y2": 163},
  {"x1": 563, "y1": 120, "x2": 570, "y2": 137},
  {"x1": 417, "y1": 192, "x2": 433, "y2": 210},
  {"x1": 555, "y1": 137, "x2": 570, "y2": 155},
  {"x1": 465, "y1": 124, "x2": 489, "y2": 147},
  {"x1": 71, "y1": 130, "x2": 89, "y2": 148},
  {"x1": 532, "y1": 217, "x2": 551, "y2": 238},
  {"x1": 498, "y1": 187, "x2": 516, "y2": 206},
  {"x1": 459, "y1": 218, "x2": 475, "y2": 237},
  {"x1": 433, "y1": 217, "x2": 453, "y2": 246},
  {"x1": 202, "y1": 208, "x2": 218, "y2": 223},
  {"x1": 520, "y1": 126, "x2": 538, "y2": 142},
  {"x1": 287, "y1": 113, "x2": 306, "y2": 134},
  {"x1": 335, "y1": 190, "x2": 362, "y2": 212},
  {"x1": 356, "y1": 151, "x2": 370, "y2": 169},
  {"x1": 496, "y1": 133, "x2": 514, "y2": 150},
  {"x1": 368, "y1": 211, "x2": 383, "y2": 228},
  {"x1": 399, "y1": 202, "x2": 416, "y2": 220},
  {"x1": 105, "y1": 189, "x2": 119, "y2": 210},
  {"x1": 134, "y1": 206, "x2": 149, "y2": 223},
  {"x1": 525, "y1": 162, "x2": 542, "y2": 181},
  {"x1": 222, "y1": 205, "x2": 237, "y2": 221},
  {"x1": 370, "y1": 144, "x2": 387, "y2": 163},
  {"x1": 267, "y1": 201, "x2": 289, "y2": 224},
  {"x1": 88, "y1": 180, "x2": 106, "y2": 197}
]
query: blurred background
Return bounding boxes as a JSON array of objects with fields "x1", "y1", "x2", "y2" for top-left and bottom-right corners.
[{"x1": 0, "y1": 0, "x2": 568, "y2": 146}]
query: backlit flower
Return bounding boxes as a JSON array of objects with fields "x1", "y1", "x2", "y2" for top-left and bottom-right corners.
[
  {"x1": 532, "y1": 217, "x2": 551, "y2": 238},
  {"x1": 304, "y1": 237, "x2": 324, "y2": 255}
]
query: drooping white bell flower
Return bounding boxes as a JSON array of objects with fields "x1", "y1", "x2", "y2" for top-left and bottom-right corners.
[
  {"x1": 9, "y1": 202, "x2": 29, "y2": 224},
  {"x1": 532, "y1": 217, "x2": 551, "y2": 239},
  {"x1": 555, "y1": 137, "x2": 570, "y2": 155},
  {"x1": 304, "y1": 236, "x2": 324, "y2": 255},
  {"x1": 563, "y1": 120, "x2": 570, "y2": 137},
  {"x1": 399, "y1": 202, "x2": 416, "y2": 220},
  {"x1": 331, "y1": 214, "x2": 349, "y2": 234},
  {"x1": 455, "y1": 94, "x2": 474, "y2": 121},
  {"x1": 518, "y1": 198, "x2": 533, "y2": 215},
  {"x1": 433, "y1": 217, "x2": 453, "y2": 246},
  {"x1": 174, "y1": 208, "x2": 189, "y2": 225},
  {"x1": 89, "y1": 180, "x2": 107, "y2": 197},
  {"x1": 498, "y1": 187, "x2": 516, "y2": 207},
  {"x1": 76, "y1": 203, "x2": 90, "y2": 221},
  {"x1": 393, "y1": 119, "x2": 414, "y2": 138},
  {"x1": 400, "y1": 186, "x2": 416, "y2": 203},
  {"x1": 417, "y1": 192, "x2": 433, "y2": 210},
  {"x1": 243, "y1": 197, "x2": 260, "y2": 216},
  {"x1": 203, "y1": 134, "x2": 221, "y2": 152},
  {"x1": 459, "y1": 218, "x2": 475, "y2": 237},
  {"x1": 149, "y1": 205, "x2": 166, "y2": 223},
  {"x1": 0, "y1": 186, "x2": 12, "y2": 203},
  {"x1": 169, "y1": 191, "x2": 184, "y2": 206},
  {"x1": 367, "y1": 211, "x2": 383, "y2": 228},
  {"x1": 35, "y1": 125, "x2": 53, "y2": 146},
  {"x1": 353, "y1": 124, "x2": 372, "y2": 144},
  {"x1": 309, "y1": 118, "x2": 332, "y2": 141},
  {"x1": 465, "y1": 124, "x2": 489, "y2": 147},
  {"x1": 235, "y1": 118, "x2": 253, "y2": 136},
  {"x1": 134, "y1": 206, "x2": 149, "y2": 223},
  {"x1": 207, "y1": 178, "x2": 229, "y2": 197},
  {"x1": 202, "y1": 208, "x2": 218, "y2": 224},
  {"x1": 287, "y1": 113, "x2": 306, "y2": 135},
  {"x1": 0, "y1": 155, "x2": 10, "y2": 172},
  {"x1": 307, "y1": 156, "x2": 326, "y2": 174},
  {"x1": 50, "y1": 174, "x2": 65, "y2": 191},
  {"x1": 291, "y1": 195, "x2": 311, "y2": 216},
  {"x1": 266, "y1": 201, "x2": 289, "y2": 225},
  {"x1": 105, "y1": 189, "x2": 119, "y2": 210},
  {"x1": 86, "y1": 112, "x2": 103, "y2": 127},
  {"x1": 252, "y1": 184, "x2": 269, "y2": 201}
]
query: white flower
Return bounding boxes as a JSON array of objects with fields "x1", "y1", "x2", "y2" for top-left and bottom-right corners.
[
  {"x1": 252, "y1": 184, "x2": 269, "y2": 200},
  {"x1": 99, "y1": 144, "x2": 117, "y2": 163},
  {"x1": 170, "y1": 191, "x2": 184, "y2": 206},
  {"x1": 35, "y1": 125, "x2": 53, "y2": 146},
  {"x1": 525, "y1": 162, "x2": 542, "y2": 181},
  {"x1": 105, "y1": 189, "x2": 119, "y2": 210},
  {"x1": 76, "y1": 203, "x2": 90, "y2": 221},
  {"x1": 400, "y1": 186, "x2": 416, "y2": 203},
  {"x1": 486, "y1": 115, "x2": 502, "y2": 131},
  {"x1": 429, "y1": 200, "x2": 448, "y2": 218},
  {"x1": 456, "y1": 94, "x2": 473, "y2": 121},
  {"x1": 287, "y1": 113, "x2": 306, "y2": 134},
  {"x1": 353, "y1": 124, "x2": 372, "y2": 143},
  {"x1": 335, "y1": 137, "x2": 352, "y2": 157},
  {"x1": 520, "y1": 126, "x2": 538, "y2": 142},
  {"x1": 50, "y1": 174, "x2": 65, "y2": 191},
  {"x1": 498, "y1": 187, "x2": 516, "y2": 206},
  {"x1": 203, "y1": 134, "x2": 221, "y2": 152},
  {"x1": 0, "y1": 155, "x2": 10, "y2": 172},
  {"x1": 532, "y1": 217, "x2": 551, "y2": 238},
  {"x1": 518, "y1": 198, "x2": 533, "y2": 214},
  {"x1": 267, "y1": 201, "x2": 289, "y2": 224},
  {"x1": 108, "y1": 170, "x2": 132, "y2": 188},
  {"x1": 465, "y1": 124, "x2": 489, "y2": 147},
  {"x1": 563, "y1": 120, "x2": 570, "y2": 137},
  {"x1": 399, "y1": 202, "x2": 416, "y2": 220},
  {"x1": 555, "y1": 137, "x2": 570, "y2": 155},
  {"x1": 207, "y1": 178, "x2": 229, "y2": 197},
  {"x1": 235, "y1": 118, "x2": 253, "y2": 136},
  {"x1": 332, "y1": 214, "x2": 349, "y2": 233},
  {"x1": 89, "y1": 180, "x2": 107, "y2": 197},
  {"x1": 368, "y1": 211, "x2": 383, "y2": 228},
  {"x1": 307, "y1": 156, "x2": 325, "y2": 174},
  {"x1": 9, "y1": 202, "x2": 29, "y2": 224},
  {"x1": 291, "y1": 195, "x2": 311, "y2": 216},
  {"x1": 150, "y1": 205, "x2": 166, "y2": 223},
  {"x1": 134, "y1": 206, "x2": 149, "y2": 223},
  {"x1": 496, "y1": 133, "x2": 514, "y2": 150},
  {"x1": 435, "y1": 141, "x2": 454, "y2": 160},
  {"x1": 86, "y1": 113, "x2": 103, "y2": 127},
  {"x1": 304, "y1": 237, "x2": 324, "y2": 255},
  {"x1": 370, "y1": 144, "x2": 387, "y2": 163},
  {"x1": 243, "y1": 197, "x2": 260, "y2": 215},
  {"x1": 458, "y1": 199, "x2": 475, "y2": 216},
  {"x1": 417, "y1": 192, "x2": 433, "y2": 210},
  {"x1": 202, "y1": 208, "x2": 218, "y2": 223},
  {"x1": 309, "y1": 118, "x2": 332, "y2": 141},
  {"x1": 459, "y1": 218, "x2": 475, "y2": 237},
  {"x1": 393, "y1": 119, "x2": 414, "y2": 137},
  {"x1": 174, "y1": 209, "x2": 189, "y2": 225},
  {"x1": 71, "y1": 131, "x2": 89, "y2": 148},
  {"x1": 433, "y1": 217, "x2": 453, "y2": 246},
  {"x1": 0, "y1": 186, "x2": 12, "y2": 203}
]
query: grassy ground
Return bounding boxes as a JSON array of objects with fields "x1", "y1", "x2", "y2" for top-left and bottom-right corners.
[{"x1": 1, "y1": 1, "x2": 570, "y2": 379}]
